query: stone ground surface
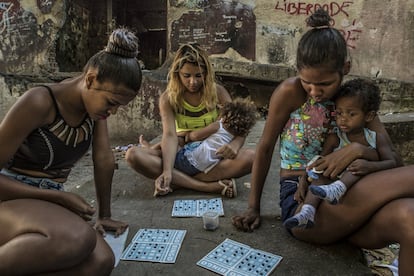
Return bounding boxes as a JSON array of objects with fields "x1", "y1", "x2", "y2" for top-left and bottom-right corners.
[{"x1": 68, "y1": 119, "x2": 374, "y2": 276}]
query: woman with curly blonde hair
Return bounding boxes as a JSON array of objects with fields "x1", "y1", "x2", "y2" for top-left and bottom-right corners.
[{"x1": 126, "y1": 43, "x2": 255, "y2": 197}]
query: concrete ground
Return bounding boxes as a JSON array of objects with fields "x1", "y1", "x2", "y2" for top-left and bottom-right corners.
[{"x1": 68, "y1": 119, "x2": 373, "y2": 276}]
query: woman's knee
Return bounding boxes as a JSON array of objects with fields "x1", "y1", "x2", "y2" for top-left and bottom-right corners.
[
  {"x1": 86, "y1": 235, "x2": 115, "y2": 276},
  {"x1": 52, "y1": 222, "x2": 97, "y2": 264},
  {"x1": 125, "y1": 146, "x2": 140, "y2": 167},
  {"x1": 391, "y1": 202, "x2": 414, "y2": 242}
]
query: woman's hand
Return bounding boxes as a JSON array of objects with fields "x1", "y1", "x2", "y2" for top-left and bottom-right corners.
[
  {"x1": 294, "y1": 177, "x2": 309, "y2": 203},
  {"x1": 95, "y1": 217, "x2": 129, "y2": 237},
  {"x1": 154, "y1": 171, "x2": 173, "y2": 196},
  {"x1": 177, "y1": 131, "x2": 189, "y2": 147},
  {"x1": 56, "y1": 191, "x2": 96, "y2": 221},
  {"x1": 231, "y1": 207, "x2": 261, "y2": 232},
  {"x1": 310, "y1": 143, "x2": 374, "y2": 179}
]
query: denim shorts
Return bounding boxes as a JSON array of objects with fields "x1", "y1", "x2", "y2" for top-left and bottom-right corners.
[
  {"x1": 174, "y1": 148, "x2": 201, "y2": 176},
  {"x1": 279, "y1": 176, "x2": 300, "y2": 223},
  {"x1": 0, "y1": 169, "x2": 64, "y2": 191}
]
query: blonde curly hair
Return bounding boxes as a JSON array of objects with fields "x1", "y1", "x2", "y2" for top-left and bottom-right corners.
[{"x1": 166, "y1": 43, "x2": 217, "y2": 113}]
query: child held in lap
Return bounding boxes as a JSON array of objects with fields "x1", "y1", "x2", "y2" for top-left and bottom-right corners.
[
  {"x1": 284, "y1": 78, "x2": 397, "y2": 229},
  {"x1": 174, "y1": 97, "x2": 257, "y2": 192}
]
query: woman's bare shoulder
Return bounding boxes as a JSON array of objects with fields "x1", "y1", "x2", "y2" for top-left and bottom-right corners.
[
  {"x1": 13, "y1": 86, "x2": 54, "y2": 119},
  {"x1": 271, "y1": 76, "x2": 306, "y2": 105},
  {"x1": 277, "y1": 76, "x2": 303, "y2": 93},
  {"x1": 216, "y1": 84, "x2": 231, "y2": 103},
  {"x1": 159, "y1": 90, "x2": 169, "y2": 104}
]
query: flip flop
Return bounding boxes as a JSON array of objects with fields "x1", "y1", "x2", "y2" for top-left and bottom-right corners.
[{"x1": 218, "y1": 178, "x2": 237, "y2": 198}]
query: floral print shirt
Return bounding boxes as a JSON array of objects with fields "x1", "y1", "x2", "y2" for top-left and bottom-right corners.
[{"x1": 280, "y1": 98, "x2": 336, "y2": 170}]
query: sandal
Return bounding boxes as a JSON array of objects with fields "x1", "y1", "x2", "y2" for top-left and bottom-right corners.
[{"x1": 218, "y1": 178, "x2": 237, "y2": 198}]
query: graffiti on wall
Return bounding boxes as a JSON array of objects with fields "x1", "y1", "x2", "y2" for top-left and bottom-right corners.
[
  {"x1": 37, "y1": 0, "x2": 56, "y2": 14},
  {"x1": 0, "y1": 0, "x2": 56, "y2": 74},
  {"x1": 170, "y1": 0, "x2": 209, "y2": 9},
  {"x1": 274, "y1": 1, "x2": 362, "y2": 49},
  {"x1": 0, "y1": 0, "x2": 18, "y2": 34},
  {"x1": 171, "y1": 0, "x2": 256, "y2": 60}
]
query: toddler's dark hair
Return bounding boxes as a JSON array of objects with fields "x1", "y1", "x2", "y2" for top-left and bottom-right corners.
[
  {"x1": 335, "y1": 78, "x2": 381, "y2": 113},
  {"x1": 220, "y1": 98, "x2": 258, "y2": 137},
  {"x1": 297, "y1": 9, "x2": 348, "y2": 74}
]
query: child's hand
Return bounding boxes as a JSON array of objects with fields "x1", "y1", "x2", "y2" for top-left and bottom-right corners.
[
  {"x1": 347, "y1": 159, "x2": 372, "y2": 175},
  {"x1": 216, "y1": 144, "x2": 237, "y2": 159}
]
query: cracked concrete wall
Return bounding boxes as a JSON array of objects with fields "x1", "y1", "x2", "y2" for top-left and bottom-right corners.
[
  {"x1": 0, "y1": 0, "x2": 413, "y2": 145},
  {"x1": 0, "y1": 0, "x2": 66, "y2": 74},
  {"x1": 168, "y1": 0, "x2": 414, "y2": 83}
]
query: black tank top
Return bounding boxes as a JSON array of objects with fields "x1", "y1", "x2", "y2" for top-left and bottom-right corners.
[{"x1": 8, "y1": 85, "x2": 94, "y2": 180}]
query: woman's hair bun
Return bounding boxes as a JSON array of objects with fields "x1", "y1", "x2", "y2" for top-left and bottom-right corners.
[
  {"x1": 105, "y1": 28, "x2": 139, "y2": 58},
  {"x1": 305, "y1": 9, "x2": 333, "y2": 28}
]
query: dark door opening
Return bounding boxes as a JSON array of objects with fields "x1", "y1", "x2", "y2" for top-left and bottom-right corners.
[{"x1": 113, "y1": 0, "x2": 167, "y2": 70}]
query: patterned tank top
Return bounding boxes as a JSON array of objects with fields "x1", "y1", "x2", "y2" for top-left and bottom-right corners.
[
  {"x1": 9, "y1": 85, "x2": 94, "y2": 180},
  {"x1": 175, "y1": 100, "x2": 218, "y2": 132},
  {"x1": 280, "y1": 98, "x2": 336, "y2": 170}
]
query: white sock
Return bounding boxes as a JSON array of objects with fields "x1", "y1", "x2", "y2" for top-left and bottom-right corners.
[
  {"x1": 311, "y1": 180, "x2": 347, "y2": 204},
  {"x1": 284, "y1": 204, "x2": 316, "y2": 229}
]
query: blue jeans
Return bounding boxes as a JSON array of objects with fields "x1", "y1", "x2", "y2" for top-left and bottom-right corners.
[
  {"x1": 279, "y1": 176, "x2": 300, "y2": 223},
  {"x1": 1, "y1": 169, "x2": 64, "y2": 191},
  {"x1": 174, "y1": 147, "x2": 201, "y2": 176}
]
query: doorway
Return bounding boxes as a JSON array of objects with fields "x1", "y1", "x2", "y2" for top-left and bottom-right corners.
[{"x1": 112, "y1": 0, "x2": 167, "y2": 70}]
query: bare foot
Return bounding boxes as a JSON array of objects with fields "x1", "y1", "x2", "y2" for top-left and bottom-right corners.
[
  {"x1": 139, "y1": 135, "x2": 151, "y2": 148},
  {"x1": 218, "y1": 178, "x2": 237, "y2": 198}
]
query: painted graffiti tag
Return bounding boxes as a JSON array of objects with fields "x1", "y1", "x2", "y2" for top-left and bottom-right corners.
[
  {"x1": 273, "y1": 1, "x2": 362, "y2": 49},
  {"x1": 274, "y1": 0, "x2": 353, "y2": 16},
  {"x1": 339, "y1": 18, "x2": 362, "y2": 49},
  {"x1": 0, "y1": 2, "x2": 13, "y2": 34}
]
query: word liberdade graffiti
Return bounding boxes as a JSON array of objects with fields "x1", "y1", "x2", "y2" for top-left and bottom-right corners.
[{"x1": 274, "y1": 1, "x2": 361, "y2": 49}]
